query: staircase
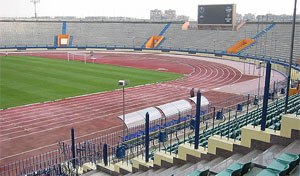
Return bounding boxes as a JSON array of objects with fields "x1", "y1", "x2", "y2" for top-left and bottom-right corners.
[
  {"x1": 158, "y1": 23, "x2": 171, "y2": 36},
  {"x1": 142, "y1": 23, "x2": 171, "y2": 48},
  {"x1": 82, "y1": 94, "x2": 300, "y2": 176},
  {"x1": 252, "y1": 23, "x2": 276, "y2": 40},
  {"x1": 238, "y1": 22, "x2": 276, "y2": 54}
]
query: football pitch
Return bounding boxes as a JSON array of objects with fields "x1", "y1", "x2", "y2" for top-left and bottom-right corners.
[{"x1": 0, "y1": 56, "x2": 182, "y2": 109}]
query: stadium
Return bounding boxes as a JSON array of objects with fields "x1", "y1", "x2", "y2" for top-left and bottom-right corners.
[{"x1": 0, "y1": 1, "x2": 300, "y2": 176}]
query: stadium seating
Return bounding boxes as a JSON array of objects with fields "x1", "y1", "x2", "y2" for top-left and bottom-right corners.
[
  {"x1": 257, "y1": 152, "x2": 300, "y2": 176},
  {"x1": 0, "y1": 21, "x2": 61, "y2": 46},
  {"x1": 242, "y1": 23, "x2": 300, "y2": 64},
  {"x1": 159, "y1": 93, "x2": 299, "y2": 156},
  {"x1": 1, "y1": 21, "x2": 299, "y2": 65},
  {"x1": 159, "y1": 23, "x2": 259, "y2": 51},
  {"x1": 90, "y1": 93, "x2": 300, "y2": 176},
  {"x1": 68, "y1": 22, "x2": 166, "y2": 47},
  {"x1": 0, "y1": 21, "x2": 166, "y2": 47},
  {"x1": 1, "y1": 19, "x2": 300, "y2": 176},
  {"x1": 186, "y1": 169, "x2": 209, "y2": 176}
]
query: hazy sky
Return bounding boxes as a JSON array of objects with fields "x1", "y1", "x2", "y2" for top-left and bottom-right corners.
[{"x1": 0, "y1": 0, "x2": 299, "y2": 20}]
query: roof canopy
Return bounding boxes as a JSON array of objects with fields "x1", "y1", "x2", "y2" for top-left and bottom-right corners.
[
  {"x1": 189, "y1": 96, "x2": 209, "y2": 107},
  {"x1": 157, "y1": 100, "x2": 192, "y2": 118},
  {"x1": 118, "y1": 107, "x2": 162, "y2": 128},
  {"x1": 118, "y1": 97, "x2": 209, "y2": 128}
]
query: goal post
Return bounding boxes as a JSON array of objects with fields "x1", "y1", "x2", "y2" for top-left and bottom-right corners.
[{"x1": 67, "y1": 52, "x2": 87, "y2": 64}]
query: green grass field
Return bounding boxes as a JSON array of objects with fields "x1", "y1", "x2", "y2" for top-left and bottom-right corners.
[{"x1": 0, "y1": 56, "x2": 182, "y2": 109}]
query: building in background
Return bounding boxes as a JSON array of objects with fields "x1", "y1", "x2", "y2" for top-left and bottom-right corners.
[
  {"x1": 176, "y1": 15, "x2": 189, "y2": 21},
  {"x1": 150, "y1": 9, "x2": 163, "y2": 21},
  {"x1": 164, "y1": 9, "x2": 176, "y2": 20},
  {"x1": 236, "y1": 13, "x2": 243, "y2": 23},
  {"x1": 150, "y1": 9, "x2": 189, "y2": 21},
  {"x1": 243, "y1": 13, "x2": 256, "y2": 21}
]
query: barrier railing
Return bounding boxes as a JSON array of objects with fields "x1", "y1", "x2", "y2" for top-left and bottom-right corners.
[
  {"x1": 0, "y1": 46, "x2": 296, "y2": 175},
  {"x1": 0, "y1": 45, "x2": 299, "y2": 71},
  {"x1": 1, "y1": 89, "x2": 297, "y2": 176}
]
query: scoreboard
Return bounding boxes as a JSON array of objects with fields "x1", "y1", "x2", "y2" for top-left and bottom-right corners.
[{"x1": 198, "y1": 4, "x2": 236, "y2": 25}]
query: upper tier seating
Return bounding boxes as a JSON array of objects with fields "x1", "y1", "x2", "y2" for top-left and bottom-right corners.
[{"x1": 0, "y1": 21, "x2": 299, "y2": 64}]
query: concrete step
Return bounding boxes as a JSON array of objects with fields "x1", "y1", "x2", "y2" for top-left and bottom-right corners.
[
  {"x1": 175, "y1": 160, "x2": 208, "y2": 176},
  {"x1": 201, "y1": 157, "x2": 225, "y2": 171},
  {"x1": 138, "y1": 167, "x2": 165, "y2": 176},
  {"x1": 237, "y1": 150, "x2": 263, "y2": 164},
  {"x1": 82, "y1": 170, "x2": 112, "y2": 176},
  {"x1": 155, "y1": 166, "x2": 177, "y2": 176},
  {"x1": 276, "y1": 140, "x2": 300, "y2": 157},
  {"x1": 252, "y1": 145, "x2": 285, "y2": 167},
  {"x1": 125, "y1": 171, "x2": 144, "y2": 176},
  {"x1": 153, "y1": 167, "x2": 167, "y2": 174},
  {"x1": 210, "y1": 153, "x2": 243, "y2": 174},
  {"x1": 157, "y1": 163, "x2": 193, "y2": 176},
  {"x1": 139, "y1": 169, "x2": 157, "y2": 176}
]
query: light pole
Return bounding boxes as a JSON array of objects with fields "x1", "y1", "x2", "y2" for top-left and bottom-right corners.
[
  {"x1": 132, "y1": 37, "x2": 135, "y2": 47},
  {"x1": 213, "y1": 39, "x2": 216, "y2": 52},
  {"x1": 274, "y1": 39, "x2": 277, "y2": 54},
  {"x1": 118, "y1": 80, "x2": 128, "y2": 137},
  {"x1": 285, "y1": 0, "x2": 297, "y2": 114},
  {"x1": 30, "y1": 0, "x2": 40, "y2": 18},
  {"x1": 257, "y1": 61, "x2": 263, "y2": 103},
  {"x1": 210, "y1": 107, "x2": 216, "y2": 129},
  {"x1": 243, "y1": 57, "x2": 246, "y2": 74}
]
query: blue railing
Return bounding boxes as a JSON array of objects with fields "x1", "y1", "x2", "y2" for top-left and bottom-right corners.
[
  {"x1": 238, "y1": 22, "x2": 276, "y2": 54},
  {"x1": 252, "y1": 22, "x2": 276, "y2": 40},
  {"x1": 123, "y1": 115, "x2": 191, "y2": 141},
  {"x1": 0, "y1": 45, "x2": 299, "y2": 71},
  {"x1": 159, "y1": 23, "x2": 171, "y2": 36}
]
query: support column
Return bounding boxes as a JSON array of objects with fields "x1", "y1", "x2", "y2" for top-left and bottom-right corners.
[
  {"x1": 103, "y1": 143, "x2": 108, "y2": 166},
  {"x1": 71, "y1": 128, "x2": 76, "y2": 168},
  {"x1": 261, "y1": 61, "x2": 271, "y2": 131},
  {"x1": 145, "y1": 112, "x2": 150, "y2": 162},
  {"x1": 194, "y1": 90, "x2": 202, "y2": 149}
]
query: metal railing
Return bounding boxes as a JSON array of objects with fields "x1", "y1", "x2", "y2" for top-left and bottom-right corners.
[
  {"x1": 1, "y1": 91, "x2": 298, "y2": 176},
  {"x1": 0, "y1": 46, "x2": 296, "y2": 175}
]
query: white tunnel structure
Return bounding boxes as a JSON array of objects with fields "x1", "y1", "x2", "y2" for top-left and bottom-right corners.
[
  {"x1": 157, "y1": 100, "x2": 192, "y2": 118},
  {"x1": 118, "y1": 96, "x2": 210, "y2": 128},
  {"x1": 189, "y1": 96, "x2": 210, "y2": 114}
]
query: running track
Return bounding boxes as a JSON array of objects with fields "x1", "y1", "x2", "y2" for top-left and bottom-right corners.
[{"x1": 0, "y1": 52, "x2": 257, "y2": 165}]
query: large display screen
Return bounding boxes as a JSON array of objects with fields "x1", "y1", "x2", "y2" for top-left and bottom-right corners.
[{"x1": 198, "y1": 4, "x2": 235, "y2": 25}]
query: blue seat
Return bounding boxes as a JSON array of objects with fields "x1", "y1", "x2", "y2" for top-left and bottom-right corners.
[
  {"x1": 172, "y1": 119, "x2": 178, "y2": 124},
  {"x1": 151, "y1": 124, "x2": 160, "y2": 131},
  {"x1": 257, "y1": 168, "x2": 282, "y2": 176},
  {"x1": 137, "y1": 130, "x2": 145, "y2": 136},
  {"x1": 216, "y1": 169, "x2": 241, "y2": 176},
  {"x1": 267, "y1": 159, "x2": 289, "y2": 176},
  {"x1": 216, "y1": 162, "x2": 250, "y2": 176},
  {"x1": 276, "y1": 153, "x2": 300, "y2": 173},
  {"x1": 123, "y1": 136, "x2": 129, "y2": 141},
  {"x1": 187, "y1": 169, "x2": 209, "y2": 176}
]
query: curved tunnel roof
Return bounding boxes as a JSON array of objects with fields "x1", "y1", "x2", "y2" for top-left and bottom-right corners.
[
  {"x1": 189, "y1": 96, "x2": 209, "y2": 106},
  {"x1": 157, "y1": 99, "x2": 192, "y2": 118},
  {"x1": 118, "y1": 107, "x2": 162, "y2": 128},
  {"x1": 118, "y1": 96, "x2": 209, "y2": 128}
]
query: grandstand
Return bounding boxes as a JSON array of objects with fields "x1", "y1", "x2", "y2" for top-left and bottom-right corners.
[
  {"x1": 0, "y1": 16, "x2": 299, "y2": 176},
  {"x1": 0, "y1": 21, "x2": 61, "y2": 46},
  {"x1": 0, "y1": 20, "x2": 299, "y2": 64},
  {"x1": 242, "y1": 23, "x2": 300, "y2": 64},
  {"x1": 159, "y1": 23, "x2": 259, "y2": 51}
]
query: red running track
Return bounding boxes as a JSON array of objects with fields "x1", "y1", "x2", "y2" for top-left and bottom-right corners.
[{"x1": 0, "y1": 52, "x2": 256, "y2": 165}]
